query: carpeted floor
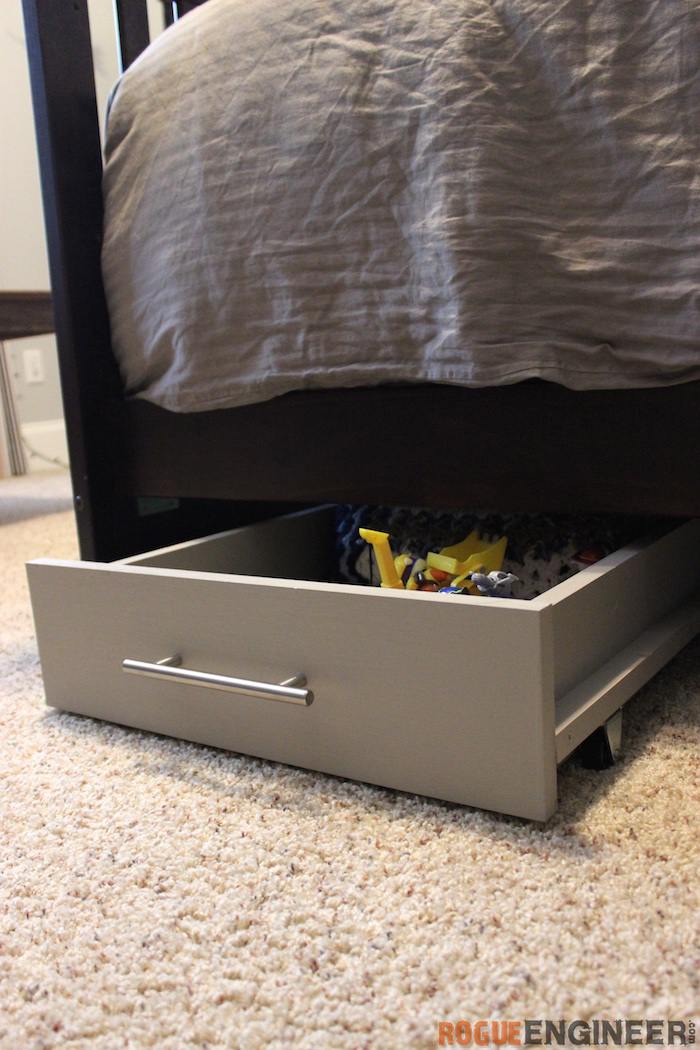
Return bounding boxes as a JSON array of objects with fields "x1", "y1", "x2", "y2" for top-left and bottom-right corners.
[{"x1": 1, "y1": 472, "x2": 698, "y2": 1049}]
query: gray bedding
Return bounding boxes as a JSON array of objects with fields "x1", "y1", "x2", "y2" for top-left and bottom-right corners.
[{"x1": 102, "y1": 0, "x2": 700, "y2": 412}]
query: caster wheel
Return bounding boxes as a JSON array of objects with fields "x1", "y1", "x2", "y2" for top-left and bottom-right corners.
[{"x1": 577, "y1": 709, "x2": 623, "y2": 770}]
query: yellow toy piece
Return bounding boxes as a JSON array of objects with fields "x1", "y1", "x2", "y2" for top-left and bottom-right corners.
[
  {"x1": 426, "y1": 551, "x2": 463, "y2": 576},
  {"x1": 472, "y1": 535, "x2": 508, "y2": 574},
  {"x1": 359, "y1": 528, "x2": 404, "y2": 589},
  {"x1": 451, "y1": 537, "x2": 509, "y2": 588},
  {"x1": 427, "y1": 535, "x2": 508, "y2": 580},
  {"x1": 437, "y1": 530, "x2": 483, "y2": 563}
]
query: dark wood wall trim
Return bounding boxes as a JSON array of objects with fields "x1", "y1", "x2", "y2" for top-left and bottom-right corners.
[{"x1": 0, "y1": 292, "x2": 54, "y2": 341}]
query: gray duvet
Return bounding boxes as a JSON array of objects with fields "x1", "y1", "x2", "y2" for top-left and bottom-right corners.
[{"x1": 102, "y1": 0, "x2": 700, "y2": 412}]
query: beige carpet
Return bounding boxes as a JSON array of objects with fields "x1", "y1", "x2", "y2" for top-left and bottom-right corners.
[{"x1": 1, "y1": 472, "x2": 699, "y2": 1049}]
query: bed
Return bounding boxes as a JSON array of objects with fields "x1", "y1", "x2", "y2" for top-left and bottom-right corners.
[
  {"x1": 22, "y1": 0, "x2": 700, "y2": 563},
  {"x1": 20, "y1": 0, "x2": 700, "y2": 819}
]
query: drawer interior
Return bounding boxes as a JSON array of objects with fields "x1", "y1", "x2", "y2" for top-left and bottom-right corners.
[{"x1": 122, "y1": 504, "x2": 668, "y2": 601}]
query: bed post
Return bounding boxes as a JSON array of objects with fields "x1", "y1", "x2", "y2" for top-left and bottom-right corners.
[
  {"x1": 174, "y1": 1, "x2": 208, "y2": 16},
  {"x1": 114, "y1": 1, "x2": 151, "y2": 71},
  {"x1": 21, "y1": 0, "x2": 147, "y2": 561}
]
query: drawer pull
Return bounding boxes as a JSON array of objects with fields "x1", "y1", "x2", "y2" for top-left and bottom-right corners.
[{"x1": 122, "y1": 655, "x2": 313, "y2": 706}]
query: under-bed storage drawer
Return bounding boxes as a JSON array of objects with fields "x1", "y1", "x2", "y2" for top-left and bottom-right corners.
[{"x1": 27, "y1": 510, "x2": 700, "y2": 820}]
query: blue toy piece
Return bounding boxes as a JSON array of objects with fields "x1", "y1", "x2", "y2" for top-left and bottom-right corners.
[{"x1": 469, "y1": 570, "x2": 519, "y2": 598}]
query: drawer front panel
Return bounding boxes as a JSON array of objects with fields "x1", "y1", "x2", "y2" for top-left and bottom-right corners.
[{"x1": 28, "y1": 562, "x2": 557, "y2": 820}]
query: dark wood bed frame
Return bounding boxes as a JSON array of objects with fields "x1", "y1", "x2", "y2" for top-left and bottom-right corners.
[{"x1": 22, "y1": 0, "x2": 700, "y2": 563}]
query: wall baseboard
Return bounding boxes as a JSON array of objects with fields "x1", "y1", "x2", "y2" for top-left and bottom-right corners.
[{"x1": 20, "y1": 418, "x2": 69, "y2": 473}]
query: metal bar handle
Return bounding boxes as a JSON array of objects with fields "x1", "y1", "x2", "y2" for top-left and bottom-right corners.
[{"x1": 122, "y1": 655, "x2": 313, "y2": 706}]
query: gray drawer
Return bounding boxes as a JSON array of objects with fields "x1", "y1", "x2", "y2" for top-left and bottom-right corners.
[{"x1": 27, "y1": 509, "x2": 700, "y2": 820}]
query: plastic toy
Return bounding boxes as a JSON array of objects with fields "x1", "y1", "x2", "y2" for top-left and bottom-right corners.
[
  {"x1": 414, "y1": 572, "x2": 440, "y2": 592},
  {"x1": 469, "y1": 571, "x2": 519, "y2": 598},
  {"x1": 437, "y1": 530, "x2": 484, "y2": 562},
  {"x1": 358, "y1": 527, "x2": 511, "y2": 597},
  {"x1": 427, "y1": 535, "x2": 508, "y2": 580},
  {"x1": 395, "y1": 554, "x2": 427, "y2": 590},
  {"x1": 358, "y1": 528, "x2": 404, "y2": 589}
]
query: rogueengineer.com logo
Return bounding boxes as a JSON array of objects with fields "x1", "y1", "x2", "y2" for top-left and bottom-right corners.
[{"x1": 436, "y1": 1018, "x2": 696, "y2": 1046}]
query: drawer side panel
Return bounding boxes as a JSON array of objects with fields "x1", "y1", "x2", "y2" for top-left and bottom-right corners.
[{"x1": 549, "y1": 520, "x2": 700, "y2": 699}]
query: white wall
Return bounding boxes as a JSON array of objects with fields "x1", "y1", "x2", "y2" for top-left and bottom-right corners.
[
  {"x1": 0, "y1": 2, "x2": 54, "y2": 291},
  {"x1": 0, "y1": 0, "x2": 164, "y2": 460}
]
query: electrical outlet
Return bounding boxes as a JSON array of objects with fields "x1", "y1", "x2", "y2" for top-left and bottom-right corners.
[{"x1": 23, "y1": 348, "x2": 45, "y2": 384}]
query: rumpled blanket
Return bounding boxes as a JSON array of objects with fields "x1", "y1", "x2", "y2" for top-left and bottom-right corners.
[{"x1": 102, "y1": 0, "x2": 700, "y2": 412}]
